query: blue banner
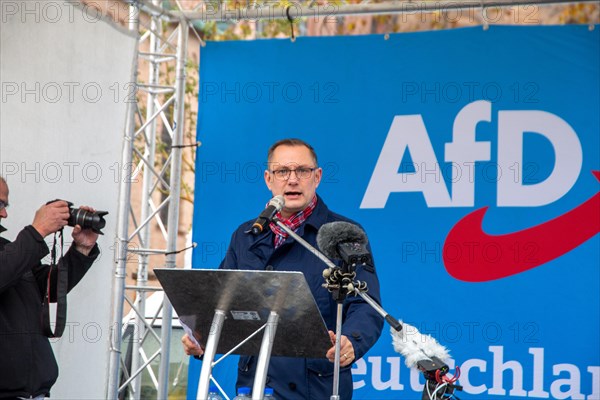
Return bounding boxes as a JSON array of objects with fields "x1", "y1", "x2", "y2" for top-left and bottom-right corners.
[{"x1": 191, "y1": 25, "x2": 600, "y2": 399}]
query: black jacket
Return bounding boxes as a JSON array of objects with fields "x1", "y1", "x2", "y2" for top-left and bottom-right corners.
[{"x1": 0, "y1": 224, "x2": 99, "y2": 398}]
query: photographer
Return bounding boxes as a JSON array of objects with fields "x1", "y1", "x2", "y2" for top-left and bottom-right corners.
[{"x1": 0, "y1": 175, "x2": 100, "y2": 399}]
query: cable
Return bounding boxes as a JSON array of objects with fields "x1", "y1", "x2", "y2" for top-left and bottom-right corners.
[
  {"x1": 426, "y1": 380, "x2": 433, "y2": 400},
  {"x1": 286, "y1": 6, "x2": 296, "y2": 40},
  {"x1": 443, "y1": 366, "x2": 461, "y2": 384},
  {"x1": 430, "y1": 382, "x2": 449, "y2": 399}
]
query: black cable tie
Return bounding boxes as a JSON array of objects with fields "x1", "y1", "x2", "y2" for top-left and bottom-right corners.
[
  {"x1": 165, "y1": 242, "x2": 197, "y2": 256},
  {"x1": 170, "y1": 142, "x2": 201, "y2": 149},
  {"x1": 286, "y1": 6, "x2": 295, "y2": 41}
]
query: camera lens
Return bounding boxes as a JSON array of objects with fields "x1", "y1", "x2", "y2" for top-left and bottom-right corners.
[{"x1": 68, "y1": 207, "x2": 108, "y2": 234}]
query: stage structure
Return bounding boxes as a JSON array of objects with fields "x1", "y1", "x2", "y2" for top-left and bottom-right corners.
[
  {"x1": 106, "y1": 1, "x2": 598, "y2": 399},
  {"x1": 106, "y1": 1, "x2": 190, "y2": 399}
]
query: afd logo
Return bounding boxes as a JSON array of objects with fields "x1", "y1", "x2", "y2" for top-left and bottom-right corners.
[
  {"x1": 361, "y1": 100, "x2": 583, "y2": 208},
  {"x1": 361, "y1": 100, "x2": 599, "y2": 281}
]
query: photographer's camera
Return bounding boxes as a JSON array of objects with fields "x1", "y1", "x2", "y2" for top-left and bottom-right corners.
[{"x1": 47, "y1": 199, "x2": 108, "y2": 234}]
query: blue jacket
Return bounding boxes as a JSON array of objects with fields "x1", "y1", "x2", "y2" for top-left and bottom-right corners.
[{"x1": 219, "y1": 196, "x2": 384, "y2": 400}]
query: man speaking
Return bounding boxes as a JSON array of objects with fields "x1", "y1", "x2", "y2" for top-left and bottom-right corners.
[{"x1": 182, "y1": 139, "x2": 384, "y2": 399}]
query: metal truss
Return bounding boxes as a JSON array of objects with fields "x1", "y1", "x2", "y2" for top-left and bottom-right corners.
[
  {"x1": 107, "y1": 1, "x2": 189, "y2": 398},
  {"x1": 138, "y1": 0, "x2": 600, "y2": 22}
]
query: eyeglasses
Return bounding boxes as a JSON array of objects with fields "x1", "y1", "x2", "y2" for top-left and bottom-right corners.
[
  {"x1": 270, "y1": 167, "x2": 317, "y2": 181},
  {"x1": 0, "y1": 200, "x2": 8, "y2": 212}
]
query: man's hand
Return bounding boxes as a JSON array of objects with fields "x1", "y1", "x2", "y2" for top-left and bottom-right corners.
[
  {"x1": 32, "y1": 201, "x2": 70, "y2": 238},
  {"x1": 71, "y1": 206, "x2": 99, "y2": 256},
  {"x1": 182, "y1": 333, "x2": 204, "y2": 357},
  {"x1": 326, "y1": 331, "x2": 355, "y2": 367}
]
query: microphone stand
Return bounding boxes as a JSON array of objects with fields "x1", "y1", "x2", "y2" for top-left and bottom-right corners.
[{"x1": 272, "y1": 218, "x2": 402, "y2": 400}]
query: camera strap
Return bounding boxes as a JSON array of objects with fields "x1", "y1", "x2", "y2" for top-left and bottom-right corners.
[{"x1": 42, "y1": 229, "x2": 68, "y2": 338}]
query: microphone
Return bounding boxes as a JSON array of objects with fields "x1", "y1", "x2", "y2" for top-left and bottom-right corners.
[
  {"x1": 391, "y1": 324, "x2": 462, "y2": 398},
  {"x1": 390, "y1": 323, "x2": 450, "y2": 369},
  {"x1": 316, "y1": 221, "x2": 372, "y2": 267},
  {"x1": 251, "y1": 195, "x2": 285, "y2": 235}
]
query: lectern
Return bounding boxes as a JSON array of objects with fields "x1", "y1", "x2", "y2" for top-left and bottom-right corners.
[{"x1": 155, "y1": 268, "x2": 331, "y2": 400}]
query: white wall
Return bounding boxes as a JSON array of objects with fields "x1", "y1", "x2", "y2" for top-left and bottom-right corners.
[{"x1": 0, "y1": 2, "x2": 136, "y2": 397}]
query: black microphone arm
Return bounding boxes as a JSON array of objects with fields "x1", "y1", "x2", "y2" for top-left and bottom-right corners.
[
  {"x1": 314, "y1": 222, "x2": 459, "y2": 400},
  {"x1": 272, "y1": 218, "x2": 402, "y2": 329}
]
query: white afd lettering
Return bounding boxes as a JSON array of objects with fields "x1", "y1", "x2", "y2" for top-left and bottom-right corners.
[
  {"x1": 528, "y1": 347, "x2": 550, "y2": 398},
  {"x1": 489, "y1": 345, "x2": 528, "y2": 396},
  {"x1": 445, "y1": 100, "x2": 492, "y2": 207},
  {"x1": 352, "y1": 349, "x2": 598, "y2": 398},
  {"x1": 368, "y1": 356, "x2": 404, "y2": 390},
  {"x1": 360, "y1": 114, "x2": 452, "y2": 208},
  {"x1": 588, "y1": 366, "x2": 599, "y2": 400},
  {"x1": 551, "y1": 364, "x2": 585, "y2": 399},
  {"x1": 497, "y1": 110, "x2": 582, "y2": 206},
  {"x1": 460, "y1": 358, "x2": 487, "y2": 394},
  {"x1": 361, "y1": 101, "x2": 582, "y2": 208}
]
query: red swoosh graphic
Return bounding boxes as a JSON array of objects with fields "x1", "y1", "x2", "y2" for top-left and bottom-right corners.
[{"x1": 443, "y1": 171, "x2": 600, "y2": 282}]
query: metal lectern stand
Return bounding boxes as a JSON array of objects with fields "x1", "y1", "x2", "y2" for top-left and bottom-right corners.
[{"x1": 155, "y1": 269, "x2": 332, "y2": 400}]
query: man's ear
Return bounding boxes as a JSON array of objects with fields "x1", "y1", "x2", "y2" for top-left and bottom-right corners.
[
  {"x1": 264, "y1": 170, "x2": 272, "y2": 191},
  {"x1": 314, "y1": 167, "x2": 323, "y2": 188}
]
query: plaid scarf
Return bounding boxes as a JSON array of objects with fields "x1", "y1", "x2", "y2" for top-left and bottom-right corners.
[{"x1": 269, "y1": 195, "x2": 318, "y2": 248}]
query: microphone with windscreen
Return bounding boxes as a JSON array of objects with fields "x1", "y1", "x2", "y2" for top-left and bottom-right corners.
[
  {"x1": 316, "y1": 220, "x2": 459, "y2": 398},
  {"x1": 316, "y1": 221, "x2": 372, "y2": 270}
]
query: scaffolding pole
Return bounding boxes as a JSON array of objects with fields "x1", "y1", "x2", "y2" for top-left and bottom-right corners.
[
  {"x1": 107, "y1": 3, "x2": 140, "y2": 398},
  {"x1": 128, "y1": 0, "x2": 162, "y2": 397},
  {"x1": 107, "y1": 1, "x2": 189, "y2": 398},
  {"x1": 171, "y1": 0, "x2": 600, "y2": 21},
  {"x1": 158, "y1": 16, "x2": 189, "y2": 400}
]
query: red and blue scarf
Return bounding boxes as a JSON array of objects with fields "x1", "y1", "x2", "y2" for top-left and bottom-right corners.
[{"x1": 269, "y1": 195, "x2": 317, "y2": 248}]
